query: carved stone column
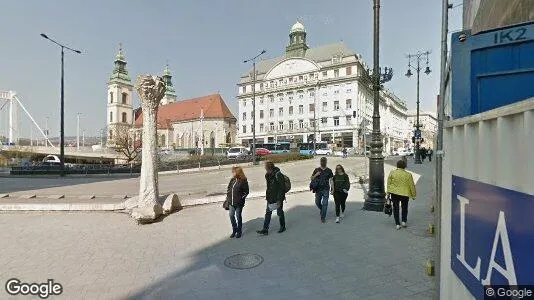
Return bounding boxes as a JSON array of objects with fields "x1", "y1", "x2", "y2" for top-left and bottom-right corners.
[{"x1": 131, "y1": 75, "x2": 166, "y2": 222}]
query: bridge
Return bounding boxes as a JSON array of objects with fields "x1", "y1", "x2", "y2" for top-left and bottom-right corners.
[{"x1": 1, "y1": 145, "x2": 123, "y2": 163}]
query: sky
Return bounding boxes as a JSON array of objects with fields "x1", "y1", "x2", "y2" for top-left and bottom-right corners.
[{"x1": 0, "y1": 0, "x2": 462, "y2": 139}]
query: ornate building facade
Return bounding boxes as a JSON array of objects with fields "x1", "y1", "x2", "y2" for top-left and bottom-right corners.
[{"x1": 236, "y1": 21, "x2": 410, "y2": 153}]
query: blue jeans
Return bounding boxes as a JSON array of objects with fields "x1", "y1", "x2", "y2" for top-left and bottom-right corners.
[
  {"x1": 263, "y1": 202, "x2": 285, "y2": 230},
  {"x1": 229, "y1": 205, "x2": 243, "y2": 233},
  {"x1": 315, "y1": 189, "x2": 330, "y2": 220}
]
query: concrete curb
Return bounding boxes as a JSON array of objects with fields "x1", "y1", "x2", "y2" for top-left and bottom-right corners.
[{"x1": 0, "y1": 180, "x2": 364, "y2": 212}]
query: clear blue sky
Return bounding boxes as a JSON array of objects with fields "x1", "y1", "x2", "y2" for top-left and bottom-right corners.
[{"x1": 0, "y1": 0, "x2": 461, "y2": 138}]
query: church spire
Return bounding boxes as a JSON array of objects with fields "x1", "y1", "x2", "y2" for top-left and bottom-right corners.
[
  {"x1": 109, "y1": 43, "x2": 132, "y2": 85},
  {"x1": 286, "y1": 20, "x2": 308, "y2": 58},
  {"x1": 161, "y1": 62, "x2": 177, "y2": 104}
]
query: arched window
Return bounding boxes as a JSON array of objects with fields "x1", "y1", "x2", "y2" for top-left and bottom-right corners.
[
  {"x1": 121, "y1": 112, "x2": 127, "y2": 123},
  {"x1": 109, "y1": 92, "x2": 114, "y2": 103},
  {"x1": 109, "y1": 111, "x2": 113, "y2": 122},
  {"x1": 109, "y1": 130, "x2": 113, "y2": 140},
  {"x1": 122, "y1": 93, "x2": 127, "y2": 104}
]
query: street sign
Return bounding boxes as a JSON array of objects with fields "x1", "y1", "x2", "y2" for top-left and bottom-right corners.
[
  {"x1": 414, "y1": 129, "x2": 421, "y2": 138},
  {"x1": 451, "y1": 176, "x2": 534, "y2": 299}
]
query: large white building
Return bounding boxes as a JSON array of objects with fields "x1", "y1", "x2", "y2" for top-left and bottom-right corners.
[{"x1": 237, "y1": 21, "x2": 410, "y2": 152}]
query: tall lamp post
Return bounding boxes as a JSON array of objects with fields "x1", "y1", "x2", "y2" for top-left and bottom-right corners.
[
  {"x1": 244, "y1": 49, "x2": 266, "y2": 165},
  {"x1": 76, "y1": 112, "x2": 82, "y2": 151},
  {"x1": 405, "y1": 51, "x2": 431, "y2": 164},
  {"x1": 40, "y1": 33, "x2": 81, "y2": 176},
  {"x1": 364, "y1": 0, "x2": 394, "y2": 211}
]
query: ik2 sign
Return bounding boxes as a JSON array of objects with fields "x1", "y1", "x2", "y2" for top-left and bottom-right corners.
[{"x1": 451, "y1": 176, "x2": 534, "y2": 299}]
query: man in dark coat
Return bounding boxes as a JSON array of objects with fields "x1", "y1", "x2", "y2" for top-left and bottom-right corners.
[{"x1": 257, "y1": 161, "x2": 286, "y2": 235}]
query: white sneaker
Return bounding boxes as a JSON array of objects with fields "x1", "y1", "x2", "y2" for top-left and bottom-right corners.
[
  {"x1": 340, "y1": 213, "x2": 345, "y2": 219},
  {"x1": 335, "y1": 217, "x2": 340, "y2": 223},
  {"x1": 396, "y1": 225, "x2": 401, "y2": 230},
  {"x1": 401, "y1": 222, "x2": 407, "y2": 227}
]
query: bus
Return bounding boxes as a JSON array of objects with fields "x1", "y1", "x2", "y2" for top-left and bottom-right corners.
[
  {"x1": 297, "y1": 142, "x2": 329, "y2": 155},
  {"x1": 253, "y1": 142, "x2": 290, "y2": 154}
]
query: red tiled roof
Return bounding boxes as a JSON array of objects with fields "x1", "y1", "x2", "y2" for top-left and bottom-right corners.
[{"x1": 134, "y1": 94, "x2": 236, "y2": 129}]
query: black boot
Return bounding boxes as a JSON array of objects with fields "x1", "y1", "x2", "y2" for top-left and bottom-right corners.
[
  {"x1": 256, "y1": 229, "x2": 268, "y2": 236},
  {"x1": 278, "y1": 227, "x2": 286, "y2": 233},
  {"x1": 236, "y1": 230, "x2": 242, "y2": 238},
  {"x1": 230, "y1": 230, "x2": 236, "y2": 238}
]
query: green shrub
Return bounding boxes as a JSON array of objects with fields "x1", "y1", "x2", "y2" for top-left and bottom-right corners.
[{"x1": 263, "y1": 153, "x2": 313, "y2": 164}]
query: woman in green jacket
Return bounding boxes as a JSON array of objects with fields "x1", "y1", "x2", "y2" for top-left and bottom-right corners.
[
  {"x1": 387, "y1": 159, "x2": 417, "y2": 230},
  {"x1": 332, "y1": 164, "x2": 350, "y2": 223}
]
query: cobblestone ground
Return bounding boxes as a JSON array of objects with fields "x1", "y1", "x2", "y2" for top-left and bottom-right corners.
[{"x1": 0, "y1": 160, "x2": 436, "y2": 300}]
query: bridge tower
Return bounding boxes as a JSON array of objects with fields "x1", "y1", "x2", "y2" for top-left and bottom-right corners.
[{"x1": 106, "y1": 44, "x2": 133, "y2": 147}]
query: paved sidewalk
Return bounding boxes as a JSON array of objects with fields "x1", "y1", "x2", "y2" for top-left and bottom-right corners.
[{"x1": 0, "y1": 161, "x2": 435, "y2": 300}]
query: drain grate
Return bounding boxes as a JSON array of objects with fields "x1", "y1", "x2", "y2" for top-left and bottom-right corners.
[{"x1": 224, "y1": 253, "x2": 264, "y2": 270}]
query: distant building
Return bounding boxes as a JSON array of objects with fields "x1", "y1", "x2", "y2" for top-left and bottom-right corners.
[
  {"x1": 236, "y1": 21, "x2": 410, "y2": 152},
  {"x1": 105, "y1": 47, "x2": 236, "y2": 149},
  {"x1": 463, "y1": 0, "x2": 534, "y2": 34}
]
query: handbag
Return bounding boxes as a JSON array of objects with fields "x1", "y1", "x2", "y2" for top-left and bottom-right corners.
[
  {"x1": 222, "y1": 199, "x2": 230, "y2": 210},
  {"x1": 384, "y1": 195, "x2": 392, "y2": 216}
]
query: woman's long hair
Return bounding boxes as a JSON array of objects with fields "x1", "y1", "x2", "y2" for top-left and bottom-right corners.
[
  {"x1": 335, "y1": 164, "x2": 345, "y2": 175},
  {"x1": 232, "y1": 166, "x2": 247, "y2": 181}
]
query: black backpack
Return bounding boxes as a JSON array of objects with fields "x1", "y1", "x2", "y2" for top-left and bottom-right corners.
[{"x1": 277, "y1": 172, "x2": 291, "y2": 193}]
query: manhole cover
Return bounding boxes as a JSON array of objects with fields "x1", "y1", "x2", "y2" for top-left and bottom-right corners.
[{"x1": 224, "y1": 253, "x2": 264, "y2": 269}]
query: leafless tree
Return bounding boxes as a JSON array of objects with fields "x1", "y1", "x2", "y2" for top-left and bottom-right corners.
[{"x1": 112, "y1": 125, "x2": 141, "y2": 163}]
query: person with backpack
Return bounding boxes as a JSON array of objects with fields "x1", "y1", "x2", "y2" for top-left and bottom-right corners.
[
  {"x1": 310, "y1": 157, "x2": 334, "y2": 223},
  {"x1": 257, "y1": 161, "x2": 287, "y2": 235},
  {"x1": 332, "y1": 164, "x2": 350, "y2": 223},
  {"x1": 225, "y1": 167, "x2": 249, "y2": 238}
]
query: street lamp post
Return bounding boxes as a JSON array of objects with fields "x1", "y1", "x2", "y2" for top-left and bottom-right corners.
[
  {"x1": 405, "y1": 51, "x2": 431, "y2": 164},
  {"x1": 76, "y1": 112, "x2": 82, "y2": 151},
  {"x1": 244, "y1": 50, "x2": 266, "y2": 165},
  {"x1": 40, "y1": 33, "x2": 81, "y2": 176},
  {"x1": 364, "y1": 0, "x2": 394, "y2": 211}
]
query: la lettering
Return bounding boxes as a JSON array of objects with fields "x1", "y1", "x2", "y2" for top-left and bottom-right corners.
[{"x1": 456, "y1": 195, "x2": 518, "y2": 285}]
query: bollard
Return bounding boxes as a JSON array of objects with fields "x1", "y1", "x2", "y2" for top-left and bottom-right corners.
[
  {"x1": 428, "y1": 224, "x2": 435, "y2": 235},
  {"x1": 426, "y1": 260, "x2": 435, "y2": 276}
]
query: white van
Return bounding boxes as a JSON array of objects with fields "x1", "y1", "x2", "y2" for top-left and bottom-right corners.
[{"x1": 226, "y1": 147, "x2": 249, "y2": 160}]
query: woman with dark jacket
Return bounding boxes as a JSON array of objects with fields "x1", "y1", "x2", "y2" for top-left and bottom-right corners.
[
  {"x1": 226, "y1": 166, "x2": 249, "y2": 238},
  {"x1": 332, "y1": 164, "x2": 350, "y2": 223}
]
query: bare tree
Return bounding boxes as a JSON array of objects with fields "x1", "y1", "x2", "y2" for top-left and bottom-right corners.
[{"x1": 112, "y1": 125, "x2": 141, "y2": 163}]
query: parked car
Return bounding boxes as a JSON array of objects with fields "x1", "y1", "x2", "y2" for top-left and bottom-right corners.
[
  {"x1": 42, "y1": 155, "x2": 61, "y2": 164},
  {"x1": 315, "y1": 148, "x2": 333, "y2": 155},
  {"x1": 226, "y1": 147, "x2": 249, "y2": 160},
  {"x1": 255, "y1": 147, "x2": 272, "y2": 156}
]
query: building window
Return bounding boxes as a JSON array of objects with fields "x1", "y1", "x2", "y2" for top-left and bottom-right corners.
[
  {"x1": 251, "y1": 125, "x2": 254, "y2": 133},
  {"x1": 289, "y1": 77, "x2": 293, "y2": 83},
  {"x1": 242, "y1": 112, "x2": 246, "y2": 121},
  {"x1": 309, "y1": 104, "x2": 315, "y2": 112},
  {"x1": 322, "y1": 92, "x2": 327, "y2": 96},
  {"x1": 334, "y1": 90, "x2": 339, "y2": 94},
  {"x1": 289, "y1": 106, "x2": 294, "y2": 115},
  {"x1": 270, "y1": 122, "x2": 275, "y2": 131},
  {"x1": 260, "y1": 83, "x2": 263, "y2": 90},
  {"x1": 242, "y1": 125, "x2": 246, "y2": 133},
  {"x1": 279, "y1": 107, "x2": 283, "y2": 116},
  {"x1": 122, "y1": 93, "x2": 128, "y2": 104},
  {"x1": 269, "y1": 109, "x2": 274, "y2": 117},
  {"x1": 259, "y1": 98, "x2": 264, "y2": 105},
  {"x1": 334, "y1": 101, "x2": 339, "y2": 110},
  {"x1": 260, "y1": 110, "x2": 264, "y2": 119},
  {"x1": 109, "y1": 111, "x2": 113, "y2": 123},
  {"x1": 259, "y1": 123, "x2": 264, "y2": 132},
  {"x1": 334, "y1": 117, "x2": 340, "y2": 126},
  {"x1": 299, "y1": 105, "x2": 304, "y2": 114},
  {"x1": 289, "y1": 121, "x2": 294, "y2": 130},
  {"x1": 278, "y1": 122, "x2": 284, "y2": 130},
  {"x1": 122, "y1": 112, "x2": 127, "y2": 123},
  {"x1": 346, "y1": 115, "x2": 352, "y2": 124},
  {"x1": 346, "y1": 66, "x2": 352, "y2": 76},
  {"x1": 309, "y1": 119, "x2": 315, "y2": 127},
  {"x1": 109, "y1": 130, "x2": 113, "y2": 140},
  {"x1": 269, "y1": 95, "x2": 274, "y2": 103},
  {"x1": 346, "y1": 88, "x2": 352, "y2": 93},
  {"x1": 309, "y1": 90, "x2": 315, "y2": 97},
  {"x1": 109, "y1": 92, "x2": 113, "y2": 103},
  {"x1": 299, "y1": 119, "x2": 304, "y2": 129},
  {"x1": 334, "y1": 69, "x2": 339, "y2": 78},
  {"x1": 242, "y1": 99, "x2": 246, "y2": 106},
  {"x1": 346, "y1": 99, "x2": 352, "y2": 109},
  {"x1": 321, "y1": 117, "x2": 327, "y2": 124},
  {"x1": 322, "y1": 71, "x2": 328, "y2": 78},
  {"x1": 322, "y1": 102, "x2": 328, "y2": 112},
  {"x1": 299, "y1": 75, "x2": 303, "y2": 81},
  {"x1": 299, "y1": 93, "x2": 304, "y2": 99},
  {"x1": 242, "y1": 86, "x2": 246, "y2": 93}
]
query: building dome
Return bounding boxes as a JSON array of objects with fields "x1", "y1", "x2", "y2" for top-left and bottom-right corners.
[{"x1": 290, "y1": 20, "x2": 305, "y2": 33}]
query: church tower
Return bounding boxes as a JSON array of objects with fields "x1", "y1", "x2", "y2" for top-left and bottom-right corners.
[
  {"x1": 106, "y1": 45, "x2": 133, "y2": 147},
  {"x1": 285, "y1": 20, "x2": 308, "y2": 58},
  {"x1": 160, "y1": 63, "x2": 177, "y2": 105}
]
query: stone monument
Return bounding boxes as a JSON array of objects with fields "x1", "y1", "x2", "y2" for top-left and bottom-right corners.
[{"x1": 130, "y1": 75, "x2": 166, "y2": 223}]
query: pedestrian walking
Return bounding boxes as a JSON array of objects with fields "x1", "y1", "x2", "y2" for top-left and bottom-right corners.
[
  {"x1": 420, "y1": 147, "x2": 427, "y2": 162},
  {"x1": 310, "y1": 157, "x2": 334, "y2": 223},
  {"x1": 342, "y1": 147, "x2": 348, "y2": 158},
  {"x1": 386, "y1": 160, "x2": 417, "y2": 230},
  {"x1": 257, "y1": 161, "x2": 286, "y2": 235},
  {"x1": 226, "y1": 167, "x2": 249, "y2": 238},
  {"x1": 427, "y1": 148, "x2": 433, "y2": 162},
  {"x1": 332, "y1": 164, "x2": 350, "y2": 223}
]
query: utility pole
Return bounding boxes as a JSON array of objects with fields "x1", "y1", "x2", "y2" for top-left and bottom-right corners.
[
  {"x1": 82, "y1": 130, "x2": 85, "y2": 147},
  {"x1": 244, "y1": 50, "x2": 267, "y2": 165},
  {"x1": 200, "y1": 108, "x2": 204, "y2": 156},
  {"x1": 76, "y1": 113, "x2": 82, "y2": 151},
  {"x1": 100, "y1": 128, "x2": 103, "y2": 147}
]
